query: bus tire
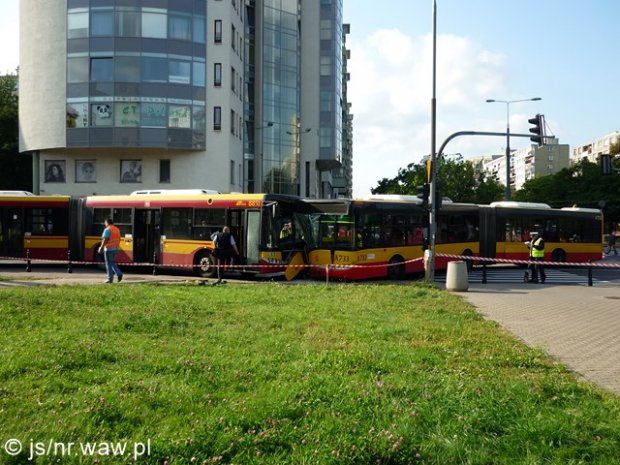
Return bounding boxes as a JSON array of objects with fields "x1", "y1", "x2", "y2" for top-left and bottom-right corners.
[
  {"x1": 194, "y1": 250, "x2": 217, "y2": 278},
  {"x1": 462, "y1": 249, "x2": 474, "y2": 271},
  {"x1": 387, "y1": 255, "x2": 406, "y2": 280},
  {"x1": 551, "y1": 248, "x2": 566, "y2": 263}
]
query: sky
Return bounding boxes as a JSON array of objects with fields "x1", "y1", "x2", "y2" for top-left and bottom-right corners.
[{"x1": 1, "y1": 1, "x2": 619, "y2": 196}]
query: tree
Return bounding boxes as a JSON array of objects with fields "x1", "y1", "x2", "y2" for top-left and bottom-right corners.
[
  {"x1": 0, "y1": 73, "x2": 32, "y2": 191},
  {"x1": 514, "y1": 158, "x2": 620, "y2": 225},
  {"x1": 372, "y1": 155, "x2": 503, "y2": 204}
]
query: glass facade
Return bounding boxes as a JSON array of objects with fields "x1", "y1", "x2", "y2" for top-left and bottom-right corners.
[
  {"x1": 260, "y1": 0, "x2": 301, "y2": 195},
  {"x1": 319, "y1": 0, "x2": 343, "y2": 165},
  {"x1": 65, "y1": 1, "x2": 207, "y2": 150}
]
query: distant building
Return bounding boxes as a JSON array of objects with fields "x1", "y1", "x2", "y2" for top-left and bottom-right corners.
[
  {"x1": 572, "y1": 131, "x2": 620, "y2": 164},
  {"x1": 19, "y1": 0, "x2": 351, "y2": 198},
  {"x1": 475, "y1": 138, "x2": 570, "y2": 191}
]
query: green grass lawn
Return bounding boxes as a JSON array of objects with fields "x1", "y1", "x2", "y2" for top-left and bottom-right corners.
[{"x1": 1, "y1": 283, "x2": 619, "y2": 464}]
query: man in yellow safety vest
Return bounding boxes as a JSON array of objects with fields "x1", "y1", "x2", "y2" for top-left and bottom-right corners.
[{"x1": 527, "y1": 230, "x2": 546, "y2": 284}]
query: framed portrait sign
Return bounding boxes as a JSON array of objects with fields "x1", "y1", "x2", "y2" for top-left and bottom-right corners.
[
  {"x1": 76, "y1": 160, "x2": 96, "y2": 183},
  {"x1": 120, "y1": 159, "x2": 142, "y2": 183},
  {"x1": 44, "y1": 160, "x2": 66, "y2": 183}
]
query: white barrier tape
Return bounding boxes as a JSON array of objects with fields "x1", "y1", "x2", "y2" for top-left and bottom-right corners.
[{"x1": 0, "y1": 255, "x2": 425, "y2": 271}]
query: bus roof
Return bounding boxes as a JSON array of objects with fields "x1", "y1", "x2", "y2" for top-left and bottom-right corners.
[
  {"x1": 0, "y1": 191, "x2": 35, "y2": 196},
  {"x1": 490, "y1": 201, "x2": 551, "y2": 209},
  {"x1": 130, "y1": 189, "x2": 220, "y2": 195},
  {"x1": 85, "y1": 193, "x2": 298, "y2": 209},
  {"x1": 561, "y1": 207, "x2": 602, "y2": 214}
]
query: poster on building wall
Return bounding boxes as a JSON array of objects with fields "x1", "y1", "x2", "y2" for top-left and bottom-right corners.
[
  {"x1": 141, "y1": 102, "x2": 167, "y2": 127},
  {"x1": 44, "y1": 160, "x2": 66, "y2": 183},
  {"x1": 76, "y1": 160, "x2": 96, "y2": 183},
  {"x1": 115, "y1": 102, "x2": 140, "y2": 127},
  {"x1": 91, "y1": 103, "x2": 113, "y2": 126},
  {"x1": 168, "y1": 105, "x2": 191, "y2": 128},
  {"x1": 66, "y1": 102, "x2": 88, "y2": 128}
]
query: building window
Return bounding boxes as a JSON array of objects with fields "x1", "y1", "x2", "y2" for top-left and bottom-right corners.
[
  {"x1": 231, "y1": 25, "x2": 236, "y2": 51},
  {"x1": 168, "y1": 12, "x2": 192, "y2": 41},
  {"x1": 115, "y1": 55, "x2": 141, "y2": 82},
  {"x1": 91, "y1": 103, "x2": 113, "y2": 126},
  {"x1": 142, "y1": 57, "x2": 168, "y2": 83},
  {"x1": 214, "y1": 63, "x2": 222, "y2": 86},
  {"x1": 213, "y1": 106, "x2": 222, "y2": 130},
  {"x1": 230, "y1": 160, "x2": 235, "y2": 184},
  {"x1": 169, "y1": 60, "x2": 191, "y2": 84},
  {"x1": 193, "y1": 61, "x2": 206, "y2": 87},
  {"x1": 115, "y1": 8, "x2": 141, "y2": 37},
  {"x1": 67, "y1": 57, "x2": 89, "y2": 83},
  {"x1": 231, "y1": 66, "x2": 236, "y2": 93},
  {"x1": 160, "y1": 160, "x2": 171, "y2": 183},
  {"x1": 193, "y1": 15, "x2": 206, "y2": 43},
  {"x1": 231, "y1": 110, "x2": 235, "y2": 135},
  {"x1": 90, "y1": 57, "x2": 113, "y2": 81},
  {"x1": 142, "y1": 9, "x2": 167, "y2": 39},
  {"x1": 91, "y1": 9, "x2": 113, "y2": 37},
  {"x1": 68, "y1": 9, "x2": 89, "y2": 39},
  {"x1": 214, "y1": 20, "x2": 222, "y2": 43}
]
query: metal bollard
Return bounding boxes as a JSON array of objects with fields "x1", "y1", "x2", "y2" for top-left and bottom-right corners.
[
  {"x1": 588, "y1": 260, "x2": 593, "y2": 287},
  {"x1": 482, "y1": 262, "x2": 487, "y2": 284},
  {"x1": 26, "y1": 249, "x2": 31, "y2": 272},
  {"x1": 153, "y1": 251, "x2": 158, "y2": 276},
  {"x1": 325, "y1": 264, "x2": 330, "y2": 284},
  {"x1": 67, "y1": 249, "x2": 72, "y2": 273}
]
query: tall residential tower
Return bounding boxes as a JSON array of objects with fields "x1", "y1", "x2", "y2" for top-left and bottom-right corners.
[{"x1": 19, "y1": 0, "x2": 351, "y2": 198}]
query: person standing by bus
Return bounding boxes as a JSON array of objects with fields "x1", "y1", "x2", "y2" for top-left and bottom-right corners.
[
  {"x1": 213, "y1": 226, "x2": 239, "y2": 282},
  {"x1": 527, "y1": 230, "x2": 546, "y2": 283},
  {"x1": 606, "y1": 230, "x2": 617, "y2": 255},
  {"x1": 98, "y1": 217, "x2": 123, "y2": 283}
]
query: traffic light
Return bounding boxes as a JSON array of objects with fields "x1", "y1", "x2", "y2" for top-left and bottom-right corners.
[
  {"x1": 418, "y1": 183, "x2": 430, "y2": 209},
  {"x1": 528, "y1": 113, "x2": 545, "y2": 146}
]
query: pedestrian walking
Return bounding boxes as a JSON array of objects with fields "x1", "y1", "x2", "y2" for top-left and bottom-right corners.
[
  {"x1": 98, "y1": 217, "x2": 123, "y2": 283},
  {"x1": 213, "y1": 226, "x2": 239, "y2": 283}
]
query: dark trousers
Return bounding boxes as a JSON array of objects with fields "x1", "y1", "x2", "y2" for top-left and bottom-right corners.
[{"x1": 530, "y1": 257, "x2": 546, "y2": 282}]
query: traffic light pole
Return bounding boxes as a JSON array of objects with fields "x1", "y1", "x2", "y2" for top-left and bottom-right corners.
[{"x1": 424, "y1": 130, "x2": 554, "y2": 283}]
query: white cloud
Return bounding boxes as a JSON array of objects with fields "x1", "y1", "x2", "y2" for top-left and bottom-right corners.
[{"x1": 348, "y1": 29, "x2": 507, "y2": 196}]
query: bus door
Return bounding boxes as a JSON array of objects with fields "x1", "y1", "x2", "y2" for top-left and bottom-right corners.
[
  {"x1": 245, "y1": 210, "x2": 261, "y2": 265},
  {"x1": 4, "y1": 208, "x2": 24, "y2": 258},
  {"x1": 133, "y1": 209, "x2": 161, "y2": 263},
  {"x1": 228, "y1": 209, "x2": 244, "y2": 264}
]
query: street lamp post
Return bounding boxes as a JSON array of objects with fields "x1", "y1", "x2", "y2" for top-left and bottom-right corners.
[{"x1": 486, "y1": 97, "x2": 541, "y2": 200}]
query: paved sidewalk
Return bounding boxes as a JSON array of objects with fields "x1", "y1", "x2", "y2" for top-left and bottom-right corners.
[{"x1": 455, "y1": 282, "x2": 620, "y2": 394}]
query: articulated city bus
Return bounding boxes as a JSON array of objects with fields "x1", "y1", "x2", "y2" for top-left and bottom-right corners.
[
  {"x1": 0, "y1": 191, "x2": 79, "y2": 261},
  {"x1": 300, "y1": 197, "x2": 603, "y2": 280},
  {"x1": 82, "y1": 192, "x2": 306, "y2": 278}
]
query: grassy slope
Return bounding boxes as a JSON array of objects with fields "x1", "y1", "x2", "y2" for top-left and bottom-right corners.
[{"x1": 0, "y1": 283, "x2": 619, "y2": 464}]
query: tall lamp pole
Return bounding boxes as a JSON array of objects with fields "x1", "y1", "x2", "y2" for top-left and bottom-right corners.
[
  {"x1": 425, "y1": 0, "x2": 438, "y2": 282},
  {"x1": 486, "y1": 97, "x2": 541, "y2": 200}
]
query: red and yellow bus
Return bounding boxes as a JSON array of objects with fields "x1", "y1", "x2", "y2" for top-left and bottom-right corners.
[
  {"x1": 479, "y1": 201, "x2": 603, "y2": 263},
  {"x1": 0, "y1": 191, "x2": 75, "y2": 261},
  {"x1": 82, "y1": 192, "x2": 306, "y2": 278},
  {"x1": 301, "y1": 197, "x2": 603, "y2": 280}
]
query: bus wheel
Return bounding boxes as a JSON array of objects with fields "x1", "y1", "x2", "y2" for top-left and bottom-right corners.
[
  {"x1": 387, "y1": 255, "x2": 406, "y2": 280},
  {"x1": 462, "y1": 249, "x2": 474, "y2": 271},
  {"x1": 195, "y1": 251, "x2": 217, "y2": 278},
  {"x1": 551, "y1": 248, "x2": 566, "y2": 263}
]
